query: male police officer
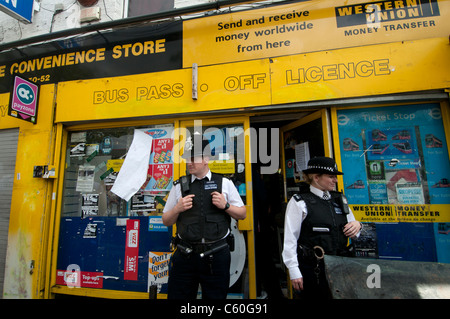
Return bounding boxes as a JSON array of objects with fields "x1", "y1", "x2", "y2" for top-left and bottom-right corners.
[
  {"x1": 162, "y1": 139, "x2": 246, "y2": 299},
  {"x1": 282, "y1": 156, "x2": 361, "y2": 299}
]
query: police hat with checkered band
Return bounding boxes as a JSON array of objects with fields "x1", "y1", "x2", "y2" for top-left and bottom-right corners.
[
  {"x1": 182, "y1": 138, "x2": 212, "y2": 159},
  {"x1": 302, "y1": 156, "x2": 343, "y2": 175}
]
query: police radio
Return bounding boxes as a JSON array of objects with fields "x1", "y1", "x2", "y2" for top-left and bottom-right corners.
[
  {"x1": 180, "y1": 175, "x2": 190, "y2": 195},
  {"x1": 338, "y1": 192, "x2": 350, "y2": 215}
]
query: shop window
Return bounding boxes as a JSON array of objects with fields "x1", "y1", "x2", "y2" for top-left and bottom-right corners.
[
  {"x1": 57, "y1": 124, "x2": 174, "y2": 294},
  {"x1": 61, "y1": 125, "x2": 174, "y2": 217},
  {"x1": 336, "y1": 103, "x2": 450, "y2": 263},
  {"x1": 183, "y1": 123, "x2": 247, "y2": 199}
]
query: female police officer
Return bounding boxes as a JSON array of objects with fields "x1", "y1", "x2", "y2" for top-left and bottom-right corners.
[
  {"x1": 282, "y1": 156, "x2": 361, "y2": 299},
  {"x1": 162, "y1": 139, "x2": 246, "y2": 299}
]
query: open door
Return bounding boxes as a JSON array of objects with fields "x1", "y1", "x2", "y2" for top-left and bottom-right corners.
[
  {"x1": 279, "y1": 109, "x2": 332, "y2": 298},
  {"x1": 249, "y1": 109, "x2": 332, "y2": 299},
  {"x1": 280, "y1": 109, "x2": 332, "y2": 202}
]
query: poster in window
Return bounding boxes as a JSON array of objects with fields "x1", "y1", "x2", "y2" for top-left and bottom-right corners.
[
  {"x1": 141, "y1": 126, "x2": 174, "y2": 194},
  {"x1": 337, "y1": 104, "x2": 450, "y2": 207},
  {"x1": 148, "y1": 251, "x2": 171, "y2": 294}
]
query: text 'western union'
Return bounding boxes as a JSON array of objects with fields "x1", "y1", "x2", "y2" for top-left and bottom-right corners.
[
  {"x1": 335, "y1": 0, "x2": 441, "y2": 27},
  {"x1": 0, "y1": 39, "x2": 166, "y2": 77},
  {"x1": 286, "y1": 59, "x2": 390, "y2": 84},
  {"x1": 352, "y1": 205, "x2": 441, "y2": 217}
]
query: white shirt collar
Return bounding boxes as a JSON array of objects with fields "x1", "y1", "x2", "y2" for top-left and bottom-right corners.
[
  {"x1": 310, "y1": 185, "x2": 329, "y2": 198},
  {"x1": 190, "y1": 170, "x2": 212, "y2": 182}
]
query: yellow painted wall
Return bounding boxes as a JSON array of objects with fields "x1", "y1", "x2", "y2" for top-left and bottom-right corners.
[
  {"x1": 0, "y1": 93, "x2": 22, "y2": 129},
  {"x1": 1, "y1": 84, "x2": 56, "y2": 298},
  {"x1": 55, "y1": 38, "x2": 450, "y2": 123}
]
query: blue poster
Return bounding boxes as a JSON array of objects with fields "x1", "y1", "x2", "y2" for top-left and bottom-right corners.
[
  {"x1": 337, "y1": 103, "x2": 450, "y2": 205},
  {"x1": 337, "y1": 103, "x2": 450, "y2": 263}
]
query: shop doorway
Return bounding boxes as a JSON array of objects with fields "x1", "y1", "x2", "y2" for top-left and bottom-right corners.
[
  {"x1": 178, "y1": 117, "x2": 253, "y2": 298},
  {"x1": 249, "y1": 109, "x2": 331, "y2": 299}
]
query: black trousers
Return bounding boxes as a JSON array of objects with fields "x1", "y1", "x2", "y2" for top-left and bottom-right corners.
[
  {"x1": 295, "y1": 259, "x2": 332, "y2": 300},
  {"x1": 167, "y1": 246, "x2": 230, "y2": 299}
]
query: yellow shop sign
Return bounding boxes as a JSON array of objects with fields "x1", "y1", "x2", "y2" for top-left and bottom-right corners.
[{"x1": 183, "y1": 0, "x2": 450, "y2": 67}]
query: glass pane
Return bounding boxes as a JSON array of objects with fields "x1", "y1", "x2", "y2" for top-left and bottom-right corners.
[
  {"x1": 57, "y1": 124, "x2": 175, "y2": 293},
  {"x1": 283, "y1": 118, "x2": 324, "y2": 199},
  {"x1": 61, "y1": 124, "x2": 175, "y2": 218},
  {"x1": 184, "y1": 124, "x2": 247, "y2": 201}
]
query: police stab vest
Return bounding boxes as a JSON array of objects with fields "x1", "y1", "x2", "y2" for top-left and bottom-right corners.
[
  {"x1": 175, "y1": 173, "x2": 231, "y2": 243},
  {"x1": 295, "y1": 191, "x2": 350, "y2": 256}
]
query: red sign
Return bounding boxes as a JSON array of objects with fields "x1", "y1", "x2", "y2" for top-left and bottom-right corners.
[
  {"x1": 56, "y1": 269, "x2": 103, "y2": 288},
  {"x1": 152, "y1": 138, "x2": 174, "y2": 163},
  {"x1": 124, "y1": 219, "x2": 140, "y2": 280}
]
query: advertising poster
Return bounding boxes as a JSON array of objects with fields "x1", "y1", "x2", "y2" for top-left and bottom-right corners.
[
  {"x1": 141, "y1": 126, "x2": 174, "y2": 194},
  {"x1": 56, "y1": 270, "x2": 104, "y2": 289},
  {"x1": 124, "y1": 219, "x2": 140, "y2": 281},
  {"x1": 337, "y1": 103, "x2": 450, "y2": 210},
  {"x1": 8, "y1": 76, "x2": 39, "y2": 124},
  {"x1": 149, "y1": 216, "x2": 169, "y2": 232},
  {"x1": 148, "y1": 251, "x2": 171, "y2": 294},
  {"x1": 435, "y1": 223, "x2": 450, "y2": 263},
  {"x1": 183, "y1": 0, "x2": 449, "y2": 68},
  {"x1": 129, "y1": 192, "x2": 156, "y2": 215},
  {"x1": 76, "y1": 165, "x2": 95, "y2": 192},
  {"x1": 337, "y1": 103, "x2": 450, "y2": 262},
  {"x1": 149, "y1": 163, "x2": 173, "y2": 192},
  {"x1": 81, "y1": 194, "x2": 99, "y2": 218}
]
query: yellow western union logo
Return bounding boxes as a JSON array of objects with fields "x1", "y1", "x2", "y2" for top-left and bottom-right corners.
[{"x1": 335, "y1": 0, "x2": 441, "y2": 27}]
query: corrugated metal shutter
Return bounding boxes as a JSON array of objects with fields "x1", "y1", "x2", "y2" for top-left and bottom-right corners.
[{"x1": 0, "y1": 128, "x2": 19, "y2": 298}]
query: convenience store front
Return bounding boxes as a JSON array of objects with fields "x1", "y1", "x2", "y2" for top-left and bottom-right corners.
[{"x1": 1, "y1": 0, "x2": 450, "y2": 299}]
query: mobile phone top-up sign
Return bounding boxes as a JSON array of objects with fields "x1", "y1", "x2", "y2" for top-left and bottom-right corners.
[{"x1": 9, "y1": 76, "x2": 39, "y2": 124}]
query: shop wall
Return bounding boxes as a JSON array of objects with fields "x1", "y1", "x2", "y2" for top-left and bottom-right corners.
[{"x1": 1, "y1": 84, "x2": 56, "y2": 298}]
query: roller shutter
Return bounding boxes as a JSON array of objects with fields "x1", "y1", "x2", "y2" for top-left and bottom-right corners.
[{"x1": 0, "y1": 128, "x2": 19, "y2": 298}]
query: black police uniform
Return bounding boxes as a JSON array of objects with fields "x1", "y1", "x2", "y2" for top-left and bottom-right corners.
[
  {"x1": 168, "y1": 173, "x2": 232, "y2": 299},
  {"x1": 294, "y1": 190, "x2": 353, "y2": 299}
]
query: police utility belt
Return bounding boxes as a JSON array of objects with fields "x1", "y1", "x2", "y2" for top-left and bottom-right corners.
[
  {"x1": 297, "y1": 244, "x2": 325, "y2": 264},
  {"x1": 171, "y1": 234, "x2": 235, "y2": 258}
]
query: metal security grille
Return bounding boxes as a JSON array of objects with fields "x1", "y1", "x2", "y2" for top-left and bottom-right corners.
[{"x1": 0, "y1": 128, "x2": 19, "y2": 298}]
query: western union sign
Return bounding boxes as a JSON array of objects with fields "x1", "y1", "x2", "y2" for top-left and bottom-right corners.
[
  {"x1": 352, "y1": 204, "x2": 449, "y2": 223},
  {"x1": 182, "y1": 0, "x2": 449, "y2": 67},
  {"x1": 335, "y1": 0, "x2": 441, "y2": 27}
]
